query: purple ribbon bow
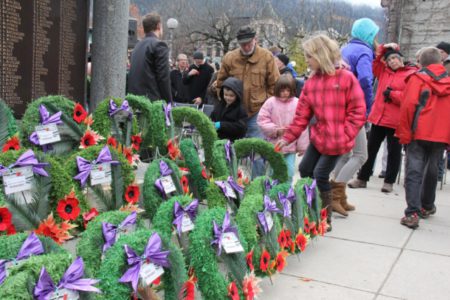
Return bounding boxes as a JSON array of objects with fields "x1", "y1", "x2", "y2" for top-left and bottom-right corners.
[
  {"x1": 109, "y1": 99, "x2": 132, "y2": 118},
  {"x1": 118, "y1": 232, "x2": 170, "y2": 293},
  {"x1": 154, "y1": 161, "x2": 174, "y2": 198},
  {"x1": 278, "y1": 188, "x2": 296, "y2": 218},
  {"x1": 215, "y1": 176, "x2": 244, "y2": 201},
  {"x1": 264, "y1": 179, "x2": 279, "y2": 194},
  {"x1": 29, "y1": 105, "x2": 63, "y2": 151},
  {"x1": 0, "y1": 149, "x2": 49, "y2": 177},
  {"x1": 73, "y1": 146, "x2": 119, "y2": 187},
  {"x1": 0, "y1": 233, "x2": 44, "y2": 285},
  {"x1": 102, "y1": 212, "x2": 137, "y2": 253},
  {"x1": 303, "y1": 180, "x2": 317, "y2": 208},
  {"x1": 211, "y1": 212, "x2": 239, "y2": 256},
  {"x1": 257, "y1": 195, "x2": 282, "y2": 233},
  {"x1": 173, "y1": 199, "x2": 199, "y2": 236},
  {"x1": 163, "y1": 103, "x2": 172, "y2": 126},
  {"x1": 33, "y1": 257, "x2": 100, "y2": 300},
  {"x1": 224, "y1": 140, "x2": 232, "y2": 162}
]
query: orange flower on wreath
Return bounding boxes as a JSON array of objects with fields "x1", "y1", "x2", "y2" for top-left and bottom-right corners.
[
  {"x1": 246, "y1": 249, "x2": 254, "y2": 271},
  {"x1": 167, "y1": 139, "x2": 181, "y2": 160},
  {"x1": 320, "y1": 208, "x2": 328, "y2": 222},
  {"x1": 107, "y1": 136, "x2": 118, "y2": 148},
  {"x1": 295, "y1": 230, "x2": 308, "y2": 252},
  {"x1": 277, "y1": 229, "x2": 288, "y2": 249},
  {"x1": 318, "y1": 219, "x2": 328, "y2": 236},
  {"x1": 35, "y1": 214, "x2": 76, "y2": 245},
  {"x1": 303, "y1": 217, "x2": 310, "y2": 234},
  {"x1": 275, "y1": 251, "x2": 289, "y2": 272},
  {"x1": 2, "y1": 136, "x2": 20, "y2": 152},
  {"x1": 180, "y1": 176, "x2": 190, "y2": 194},
  {"x1": 242, "y1": 272, "x2": 262, "y2": 300},
  {"x1": 309, "y1": 221, "x2": 318, "y2": 237}
]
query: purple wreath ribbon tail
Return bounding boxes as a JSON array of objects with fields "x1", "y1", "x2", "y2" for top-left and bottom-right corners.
[
  {"x1": 16, "y1": 232, "x2": 44, "y2": 260},
  {"x1": 278, "y1": 192, "x2": 291, "y2": 218},
  {"x1": 225, "y1": 140, "x2": 232, "y2": 162},
  {"x1": 304, "y1": 180, "x2": 316, "y2": 208},
  {"x1": 164, "y1": 103, "x2": 172, "y2": 126},
  {"x1": 57, "y1": 257, "x2": 100, "y2": 293},
  {"x1": 287, "y1": 187, "x2": 296, "y2": 202},
  {"x1": 264, "y1": 195, "x2": 282, "y2": 214},
  {"x1": 257, "y1": 211, "x2": 270, "y2": 233},
  {"x1": 102, "y1": 212, "x2": 137, "y2": 253},
  {"x1": 94, "y1": 146, "x2": 119, "y2": 165},
  {"x1": 73, "y1": 156, "x2": 92, "y2": 188},
  {"x1": 215, "y1": 180, "x2": 228, "y2": 200},
  {"x1": 227, "y1": 176, "x2": 244, "y2": 197},
  {"x1": 143, "y1": 233, "x2": 170, "y2": 268},
  {"x1": 10, "y1": 150, "x2": 49, "y2": 177},
  {"x1": 173, "y1": 200, "x2": 199, "y2": 236},
  {"x1": 154, "y1": 178, "x2": 167, "y2": 198},
  {"x1": 108, "y1": 99, "x2": 119, "y2": 116},
  {"x1": 159, "y1": 160, "x2": 173, "y2": 176},
  {"x1": 33, "y1": 267, "x2": 56, "y2": 300},
  {"x1": 29, "y1": 132, "x2": 40, "y2": 146},
  {"x1": 0, "y1": 260, "x2": 7, "y2": 285},
  {"x1": 211, "y1": 212, "x2": 238, "y2": 256}
]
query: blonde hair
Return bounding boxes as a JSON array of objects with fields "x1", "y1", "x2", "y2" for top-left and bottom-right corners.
[{"x1": 302, "y1": 34, "x2": 342, "y2": 75}]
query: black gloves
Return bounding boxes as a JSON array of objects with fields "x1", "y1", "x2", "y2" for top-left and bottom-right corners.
[{"x1": 383, "y1": 87, "x2": 392, "y2": 103}]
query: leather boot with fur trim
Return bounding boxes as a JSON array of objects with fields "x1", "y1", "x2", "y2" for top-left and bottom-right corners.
[
  {"x1": 339, "y1": 182, "x2": 355, "y2": 211},
  {"x1": 330, "y1": 181, "x2": 348, "y2": 216}
]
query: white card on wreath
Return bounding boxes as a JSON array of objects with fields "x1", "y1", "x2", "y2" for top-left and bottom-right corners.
[
  {"x1": 35, "y1": 123, "x2": 61, "y2": 145},
  {"x1": 181, "y1": 213, "x2": 195, "y2": 233},
  {"x1": 90, "y1": 163, "x2": 112, "y2": 186},
  {"x1": 115, "y1": 223, "x2": 136, "y2": 242},
  {"x1": 224, "y1": 182, "x2": 237, "y2": 199},
  {"x1": 49, "y1": 289, "x2": 79, "y2": 300},
  {"x1": 161, "y1": 176, "x2": 176, "y2": 194},
  {"x1": 221, "y1": 232, "x2": 244, "y2": 254},
  {"x1": 286, "y1": 202, "x2": 292, "y2": 217},
  {"x1": 3, "y1": 166, "x2": 33, "y2": 195},
  {"x1": 264, "y1": 211, "x2": 274, "y2": 232},
  {"x1": 198, "y1": 148, "x2": 205, "y2": 163},
  {"x1": 139, "y1": 262, "x2": 164, "y2": 286}
]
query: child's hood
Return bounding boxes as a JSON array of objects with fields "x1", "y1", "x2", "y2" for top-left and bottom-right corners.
[{"x1": 220, "y1": 77, "x2": 243, "y2": 102}]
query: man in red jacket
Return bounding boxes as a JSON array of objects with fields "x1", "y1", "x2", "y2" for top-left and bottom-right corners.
[{"x1": 396, "y1": 47, "x2": 450, "y2": 229}]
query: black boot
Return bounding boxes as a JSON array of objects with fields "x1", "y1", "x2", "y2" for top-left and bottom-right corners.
[{"x1": 320, "y1": 190, "x2": 333, "y2": 232}]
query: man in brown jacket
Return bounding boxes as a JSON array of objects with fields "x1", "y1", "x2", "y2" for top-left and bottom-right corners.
[{"x1": 216, "y1": 26, "x2": 280, "y2": 139}]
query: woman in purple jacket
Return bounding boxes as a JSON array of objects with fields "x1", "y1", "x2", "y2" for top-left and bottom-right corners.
[{"x1": 331, "y1": 18, "x2": 379, "y2": 216}]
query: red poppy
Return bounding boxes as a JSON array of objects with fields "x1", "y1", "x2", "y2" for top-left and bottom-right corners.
[
  {"x1": 228, "y1": 282, "x2": 239, "y2": 300},
  {"x1": 285, "y1": 229, "x2": 292, "y2": 240},
  {"x1": 296, "y1": 232, "x2": 308, "y2": 252},
  {"x1": 107, "y1": 136, "x2": 118, "y2": 148},
  {"x1": 73, "y1": 103, "x2": 87, "y2": 123},
  {"x1": 0, "y1": 207, "x2": 13, "y2": 231},
  {"x1": 125, "y1": 185, "x2": 140, "y2": 204},
  {"x1": 201, "y1": 167, "x2": 208, "y2": 179},
  {"x1": 287, "y1": 238, "x2": 296, "y2": 253},
  {"x1": 80, "y1": 131, "x2": 96, "y2": 149},
  {"x1": 275, "y1": 251, "x2": 288, "y2": 272},
  {"x1": 303, "y1": 217, "x2": 310, "y2": 234},
  {"x1": 246, "y1": 249, "x2": 254, "y2": 271},
  {"x1": 260, "y1": 249, "x2": 271, "y2": 272},
  {"x1": 131, "y1": 134, "x2": 142, "y2": 151},
  {"x1": 181, "y1": 176, "x2": 189, "y2": 194},
  {"x1": 167, "y1": 139, "x2": 181, "y2": 160},
  {"x1": 122, "y1": 147, "x2": 133, "y2": 164},
  {"x1": 179, "y1": 279, "x2": 195, "y2": 300},
  {"x1": 278, "y1": 230, "x2": 288, "y2": 249},
  {"x1": 309, "y1": 222, "x2": 318, "y2": 236},
  {"x1": 318, "y1": 220, "x2": 328, "y2": 236},
  {"x1": 2, "y1": 136, "x2": 20, "y2": 152},
  {"x1": 56, "y1": 192, "x2": 81, "y2": 221},
  {"x1": 320, "y1": 208, "x2": 327, "y2": 222},
  {"x1": 6, "y1": 224, "x2": 16, "y2": 235},
  {"x1": 83, "y1": 208, "x2": 99, "y2": 229}
]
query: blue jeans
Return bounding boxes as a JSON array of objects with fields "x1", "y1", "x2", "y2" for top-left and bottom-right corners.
[
  {"x1": 246, "y1": 113, "x2": 265, "y2": 177},
  {"x1": 284, "y1": 153, "x2": 296, "y2": 183}
]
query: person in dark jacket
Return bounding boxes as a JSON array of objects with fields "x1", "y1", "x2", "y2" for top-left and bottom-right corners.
[
  {"x1": 128, "y1": 13, "x2": 172, "y2": 102},
  {"x1": 182, "y1": 51, "x2": 214, "y2": 105},
  {"x1": 210, "y1": 77, "x2": 248, "y2": 141},
  {"x1": 275, "y1": 53, "x2": 304, "y2": 97},
  {"x1": 170, "y1": 53, "x2": 190, "y2": 103}
]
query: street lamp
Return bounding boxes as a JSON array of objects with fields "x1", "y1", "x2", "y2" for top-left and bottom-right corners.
[{"x1": 167, "y1": 18, "x2": 179, "y2": 61}]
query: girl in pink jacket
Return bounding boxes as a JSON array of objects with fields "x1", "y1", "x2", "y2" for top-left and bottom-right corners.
[{"x1": 257, "y1": 75, "x2": 309, "y2": 182}]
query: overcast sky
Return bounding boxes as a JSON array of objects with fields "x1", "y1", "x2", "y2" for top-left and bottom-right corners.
[{"x1": 341, "y1": 0, "x2": 382, "y2": 9}]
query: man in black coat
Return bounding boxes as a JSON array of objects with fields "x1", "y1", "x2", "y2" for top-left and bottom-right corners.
[
  {"x1": 128, "y1": 13, "x2": 172, "y2": 102},
  {"x1": 182, "y1": 51, "x2": 214, "y2": 105}
]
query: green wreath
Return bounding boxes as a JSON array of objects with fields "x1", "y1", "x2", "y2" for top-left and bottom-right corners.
[
  {"x1": 234, "y1": 138, "x2": 288, "y2": 183},
  {"x1": 0, "y1": 99, "x2": 18, "y2": 149},
  {"x1": 0, "y1": 149, "x2": 89, "y2": 228},
  {"x1": 211, "y1": 140, "x2": 238, "y2": 179},
  {"x1": 96, "y1": 229, "x2": 187, "y2": 300},
  {"x1": 188, "y1": 207, "x2": 249, "y2": 300},
  {"x1": 142, "y1": 158, "x2": 183, "y2": 220},
  {"x1": 125, "y1": 94, "x2": 153, "y2": 151},
  {"x1": 205, "y1": 175, "x2": 228, "y2": 209},
  {"x1": 76, "y1": 211, "x2": 145, "y2": 277},
  {"x1": 295, "y1": 177, "x2": 322, "y2": 226},
  {"x1": 67, "y1": 145, "x2": 134, "y2": 212},
  {"x1": 148, "y1": 101, "x2": 171, "y2": 156},
  {"x1": 235, "y1": 193, "x2": 283, "y2": 276},
  {"x1": 179, "y1": 139, "x2": 209, "y2": 199},
  {"x1": 91, "y1": 97, "x2": 139, "y2": 147},
  {"x1": 268, "y1": 183, "x2": 301, "y2": 236},
  {"x1": 172, "y1": 106, "x2": 218, "y2": 168},
  {"x1": 20, "y1": 95, "x2": 87, "y2": 156}
]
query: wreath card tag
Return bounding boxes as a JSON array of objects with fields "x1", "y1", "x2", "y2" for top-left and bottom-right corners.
[
  {"x1": 139, "y1": 262, "x2": 164, "y2": 287},
  {"x1": 90, "y1": 163, "x2": 112, "y2": 186},
  {"x1": 224, "y1": 182, "x2": 237, "y2": 199},
  {"x1": 35, "y1": 123, "x2": 61, "y2": 145},
  {"x1": 181, "y1": 213, "x2": 195, "y2": 233},
  {"x1": 198, "y1": 148, "x2": 205, "y2": 163},
  {"x1": 264, "y1": 211, "x2": 274, "y2": 232},
  {"x1": 160, "y1": 176, "x2": 176, "y2": 194},
  {"x1": 49, "y1": 289, "x2": 79, "y2": 300},
  {"x1": 221, "y1": 232, "x2": 244, "y2": 254},
  {"x1": 3, "y1": 166, "x2": 33, "y2": 195}
]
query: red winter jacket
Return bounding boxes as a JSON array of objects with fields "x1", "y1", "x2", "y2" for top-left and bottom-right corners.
[
  {"x1": 396, "y1": 64, "x2": 450, "y2": 145},
  {"x1": 368, "y1": 45, "x2": 418, "y2": 129},
  {"x1": 282, "y1": 69, "x2": 366, "y2": 155}
]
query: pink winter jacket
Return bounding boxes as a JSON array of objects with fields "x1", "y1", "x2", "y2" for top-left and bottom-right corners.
[{"x1": 257, "y1": 96, "x2": 309, "y2": 154}]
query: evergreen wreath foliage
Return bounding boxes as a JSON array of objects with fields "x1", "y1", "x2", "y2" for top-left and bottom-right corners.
[
  {"x1": 96, "y1": 229, "x2": 187, "y2": 300},
  {"x1": 20, "y1": 95, "x2": 87, "y2": 156},
  {"x1": 142, "y1": 158, "x2": 182, "y2": 220},
  {"x1": 179, "y1": 139, "x2": 209, "y2": 199},
  {"x1": 125, "y1": 94, "x2": 153, "y2": 151},
  {"x1": 205, "y1": 176, "x2": 228, "y2": 209},
  {"x1": 295, "y1": 177, "x2": 322, "y2": 225},
  {"x1": 234, "y1": 138, "x2": 288, "y2": 182},
  {"x1": 188, "y1": 208, "x2": 249, "y2": 300},
  {"x1": 0, "y1": 232, "x2": 63, "y2": 259},
  {"x1": 0, "y1": 98, "x2": 18, "y2": 149},
  {"x1": 91, "y1": 97, "x2": 139, "y2": 147},
  {"x1": 172, "y1": 106, "x2": 218, "y2": 167},
  {"x1": 211, "y1": 140, "x2": 237, "y2": 179},
  {"x1": 0, "y1": 149, "x2": 89, "y2": 228},
  {"x1": 268, "y1": 183, "x2": 299, "y2": 237},
  {"x1": 66, "y1": 145, "x2": 134, "y2": 212},
  {"x1": 148, "y1": 101, "x2": 171, "y2": 156},
  {"x1": 76, "y1": 211, "x2": 145, "y2": 277}
]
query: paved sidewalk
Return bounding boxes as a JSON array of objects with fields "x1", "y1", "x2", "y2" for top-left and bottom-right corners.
[{"x1": 259, "y1": 170, "x2": 450, "y2": 300}]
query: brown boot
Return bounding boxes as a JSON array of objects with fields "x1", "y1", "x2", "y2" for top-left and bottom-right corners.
[
  {"x1": 320, "y1": 190, "x2": 333, "y2": 232},
  {"x1": 330, "y1": 181, "x2": 348, "y2": 216},
  {"x1": 337, "y1": 182, "x2": 355, "y2": 211}
]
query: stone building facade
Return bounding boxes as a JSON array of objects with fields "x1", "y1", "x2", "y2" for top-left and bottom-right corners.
[{"x1": 382, "y1": 0, "x2": 450, "y2": 60}]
